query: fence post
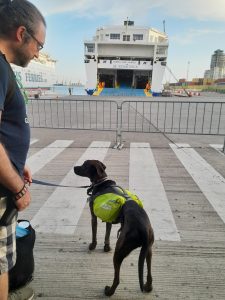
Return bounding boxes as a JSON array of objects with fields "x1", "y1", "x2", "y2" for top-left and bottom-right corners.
[
  {"x1": 223, "y1": 136, "x2": 225, "y2": 154},
  {"x1": 116, "y1": 104, "x2": 122, "y2": 146}
]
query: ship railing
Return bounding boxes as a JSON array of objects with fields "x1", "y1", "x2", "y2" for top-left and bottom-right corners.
[{"x1": 27, "y1": 99, "x2": 225, "y2": 153}]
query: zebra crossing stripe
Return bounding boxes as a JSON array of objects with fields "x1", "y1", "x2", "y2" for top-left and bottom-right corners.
[
  {"x1": 30, "y1": 138, "x2": 38, "y2": 145},
  {"x1": 129, "y1": 143, "x2": 181, "y2": 241},
  {"x1": 31, "y1": 141, "x2": 111, "y2": 234},
  {"x1": 210, "y1": 144, "x2": 224, "y2": 154},
  {"x1": 27, "y1": 140, "x2": 73, "y2": 174},
  {"x1": 170, "y1": 143, "x2": 225, "y2": 225}
]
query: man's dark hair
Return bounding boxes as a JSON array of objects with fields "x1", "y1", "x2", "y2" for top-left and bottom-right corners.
[{"x1": 0, "y1": 0, "x2": 46, "y2": 39}]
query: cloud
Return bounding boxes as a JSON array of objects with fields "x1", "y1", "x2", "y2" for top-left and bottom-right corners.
[
  {"x1": 171, "y1": 28, "x2": 225, "y2": 45},
  {"x1": 31, "y1": 0, "x2": 225, "y2": 22},
  {"x1": 162, "y1": 0, "x2": 225, "y2": 21}
]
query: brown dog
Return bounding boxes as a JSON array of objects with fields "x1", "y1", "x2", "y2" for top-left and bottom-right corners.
[{"x1": 74, "y1": 160, "x2": 154, "y2": 296}]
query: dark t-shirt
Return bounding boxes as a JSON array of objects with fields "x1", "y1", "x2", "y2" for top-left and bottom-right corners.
[{"x1": 0, "y1": 53, "x2": 30, "y2": 177}]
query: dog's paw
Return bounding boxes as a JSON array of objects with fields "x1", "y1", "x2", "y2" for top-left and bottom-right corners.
[
  {"x1": 104, "y1": 286, "x2": 114, "y2": 296},
  {"x1": 104, "y1": 244, "x2": 111, "y2": 252},
  {"x1": 143, "y1": 282, "x2": 153, "y2": 293},
  {"x1": 89, "y1": 241, "x2": 97, "y2": 250}
]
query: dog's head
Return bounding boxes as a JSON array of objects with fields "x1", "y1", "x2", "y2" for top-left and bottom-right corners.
[{"x1": 74, "y1": 160, "x2": 107, "y2": 183}]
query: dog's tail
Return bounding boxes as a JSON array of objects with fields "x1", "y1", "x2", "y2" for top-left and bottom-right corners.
[{"x1": 138, "y1": 236, "x2": 148, "y2": 292}]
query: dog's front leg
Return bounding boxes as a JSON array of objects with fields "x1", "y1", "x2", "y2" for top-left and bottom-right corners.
[
  {"x1": 104, "y1": 222, "x2": 112, "y2": 252},
  {"x1": 89, "y1": 214, "x2": 97, "y2": 250},
  {"x1": 89, "y1": 203, "x2": 97, "y2": 250}
]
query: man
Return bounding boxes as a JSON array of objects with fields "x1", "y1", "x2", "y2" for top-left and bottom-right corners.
[{"x1": 0, "y1": 1, "x2": 46, "y2": 299}]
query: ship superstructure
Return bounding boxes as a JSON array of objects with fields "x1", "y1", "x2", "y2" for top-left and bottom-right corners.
[{"x1": 84, "y1": 20, "x2": 168, "y2": 94}]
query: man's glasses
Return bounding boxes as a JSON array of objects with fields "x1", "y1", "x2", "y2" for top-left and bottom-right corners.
[{"x1": 25, "y1": 29, "x2": 44, "y2": 51}]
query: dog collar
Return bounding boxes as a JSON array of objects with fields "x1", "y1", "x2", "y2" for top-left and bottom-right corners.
[{"x1": 87, "y1": 177, "x2": 108, "y2": 196}]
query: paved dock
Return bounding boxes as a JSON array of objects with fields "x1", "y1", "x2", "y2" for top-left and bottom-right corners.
[{"x1": 19, "y1": 127, "x2": 225, "y2": 300}]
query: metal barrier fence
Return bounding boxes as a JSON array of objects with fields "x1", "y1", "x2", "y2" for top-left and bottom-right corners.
[
  {"x1": 27, "y1": 98, "x2": 118, "y2": 139},
  {"x1": 27, "y1": 99, "x2": 225, "y2": 152}
]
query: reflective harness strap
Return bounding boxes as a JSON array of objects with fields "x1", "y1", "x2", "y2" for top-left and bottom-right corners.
[
  {"x1": 109, "y1": 185, "x2": 133, "y2": 202},
  {"x1": 89, "y1": 184, "x2": 133, "y2": 204}
]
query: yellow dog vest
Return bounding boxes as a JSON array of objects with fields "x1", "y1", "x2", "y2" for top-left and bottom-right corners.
[{"x1": 93, "y1": 188, "x2": 143, "y2": 223}]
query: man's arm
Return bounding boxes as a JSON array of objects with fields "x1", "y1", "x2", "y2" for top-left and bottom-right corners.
[
  {"x1": 0, "y1": 143, "x2": 25, "y2": 192},
  {"x1": 0, "y1": 111, "x2": 31, "y2": 211}
]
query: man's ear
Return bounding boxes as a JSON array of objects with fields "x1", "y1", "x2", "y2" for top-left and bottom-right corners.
[{"x1": 16, "y1": 26, "x2": 26, "y2": 43}]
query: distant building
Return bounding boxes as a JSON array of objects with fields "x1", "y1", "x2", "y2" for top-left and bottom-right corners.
[
  {"x1": 210, "y1": 49, "x2": 225, "y2": 69},
  {"x1": 214, "y1": 78, "x2": 225, "y2": 85},
  {"x1": 204, "y1": 70, "x2": 211, "y2": 79},
  {"x1": 192, "y1": 78, "x2": 204, "y2": 85},
  {"x1": 204, "y1": 49, "x2": 225, "y2": 80}
]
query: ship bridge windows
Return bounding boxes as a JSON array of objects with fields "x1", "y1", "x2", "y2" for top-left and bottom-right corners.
[
  {"x1": 110, "y1": 33, "x2": 120, "y2": 40},
  {"x1": 85, "y1": 44, "x2": 95, "y2": 53},
  {"x1": 133, "y1": 34, "x2": 143, "y2": 41},
  {"x1": 123, "y1": 35, "x2": 130, "y2": 41},
  {"x1": 156, "y1": 46, "x2": 167, "y2": 55}
]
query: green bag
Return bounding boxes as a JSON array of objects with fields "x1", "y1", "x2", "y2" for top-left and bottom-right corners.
[{"x1": 93, "y1": 189, "x2": 143, "y2": 223}]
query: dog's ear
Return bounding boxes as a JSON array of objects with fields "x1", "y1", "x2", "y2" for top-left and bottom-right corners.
[{"x1": 93, "y1": 160, "x2": 106, "y2": 176}]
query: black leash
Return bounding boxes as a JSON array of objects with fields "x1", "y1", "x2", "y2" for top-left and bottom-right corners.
[{"x1": 32, "y1": 178, "x2": 90, "y2": 189}]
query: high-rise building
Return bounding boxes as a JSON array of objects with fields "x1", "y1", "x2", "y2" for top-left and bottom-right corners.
[
  {"x1": 210, "y1": 49, "x2": 225, "y2": 69},
  {"x1": 204, "y1": 49, "x2": 225, "y2": 80}
]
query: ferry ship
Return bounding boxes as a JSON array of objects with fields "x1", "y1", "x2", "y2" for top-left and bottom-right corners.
[
  {"x1": 84, "y1": 20, "x2": 168, "y2": 96},
  {"x1": 11, "y1": 52, "x2": 56, "y2": 95}
]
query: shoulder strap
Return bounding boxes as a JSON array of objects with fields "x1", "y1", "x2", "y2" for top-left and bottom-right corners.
[
  {"x1": 91, "y1": 185, "x2": 132, "y2": 202},
  {"x1": 111, "y1": 185, "x2": 133, "y2": 201}
]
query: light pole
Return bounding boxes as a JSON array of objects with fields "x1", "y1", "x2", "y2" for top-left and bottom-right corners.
[{"x1": 186, "y1": 61, "x2": 190, "y2": 82}]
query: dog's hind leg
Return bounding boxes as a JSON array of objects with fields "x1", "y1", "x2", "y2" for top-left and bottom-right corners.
[
  {"x1": 104, "y1": 250, "x2": 124, "y2": 296},
  {"x1": 104, "y1": 222, "x2": 112, "y2": 252},
  {"x1": 144, "y1": 246, "x2": 153, "y2": 292},
  {"x1": 105, "y1": 236, "x2": 133, "y2": 296}
]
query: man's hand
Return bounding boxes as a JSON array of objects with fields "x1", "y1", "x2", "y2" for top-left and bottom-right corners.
[
  {"x1": 15, "y1": 188, "x2": 31, "y2": 211},
  {"x1": 23, "y1": 165, "x2": 32, "y2": 185},
  {"x1": 14, "y1": 165, "x2": 32, "y2": 211}
]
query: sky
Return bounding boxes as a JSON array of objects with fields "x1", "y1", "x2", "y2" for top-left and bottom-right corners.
[{"x1": 30, "y1": 0, "x2": 225, "y2": 84}]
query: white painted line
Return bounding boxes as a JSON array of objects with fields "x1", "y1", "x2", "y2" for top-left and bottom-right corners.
[
  {"x1": 27, "y1": 140, "x2": 73, "y2": 174},
  {"x1": 170, "y1": 143, "x2": 225, "y2": 225},
  {"x1": 31, "y1": 141, "x2": 111, "y2": 234},
  {"x1": 210, "y1": 144, "x2": 223, "y2": 151},
  {"x1": 129, "y1": 143, "x2": 180, "y2": 241},
  {"x1": 30, "y1": 138, "x2": 38, "y2": 145},
  {"x1": 210, "y1": 144, "x2": 224, "y2": 155}
]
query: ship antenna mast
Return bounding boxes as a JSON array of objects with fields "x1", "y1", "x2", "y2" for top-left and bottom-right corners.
[
  {"x1": 126, "y1": 16, "x2": 128, "y2": 33},
  {"x1": 163, "y1": 20, "x2": 166, "y2": 33}
]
